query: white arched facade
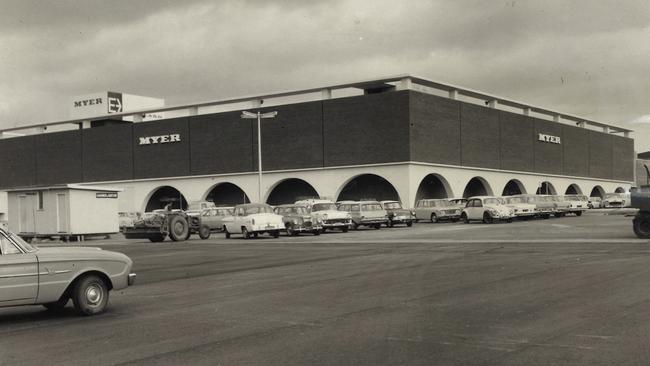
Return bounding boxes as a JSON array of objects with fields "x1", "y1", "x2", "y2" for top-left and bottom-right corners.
[{"x1": 81, "y1": 162, "x2": 633, "y2": 212}]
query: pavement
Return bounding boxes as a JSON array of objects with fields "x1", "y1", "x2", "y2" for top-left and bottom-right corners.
[{"x1": 2, "y1": 211, "x2": 650, "y2": 365}]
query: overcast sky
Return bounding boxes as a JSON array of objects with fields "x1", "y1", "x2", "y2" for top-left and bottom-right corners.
[{"x1": 2, "y1": 0, "x2": 650, "y2": 150}]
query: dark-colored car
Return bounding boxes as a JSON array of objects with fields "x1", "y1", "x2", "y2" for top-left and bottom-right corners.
[
  {"x1": 379, "y1": 200, "x2": 414, "y2": 227},
  {"x1": 274, "y1": 204, "x2": 323, "y2": 236}
]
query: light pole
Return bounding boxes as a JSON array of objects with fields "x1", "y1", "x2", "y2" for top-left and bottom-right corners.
[{"x1": 241, "y1": 110, "x2": 278, "y2": 203}]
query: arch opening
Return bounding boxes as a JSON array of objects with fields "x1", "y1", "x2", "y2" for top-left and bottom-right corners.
[
  {"x1": 502, "y1": 179, "x2": 526, "y2": 196},
  {"x1": 206, "y1": 182, "x2": 250, "y2": 206},
  {"x1": 462, "y1": 177, "x2": 493, "y2": 198},
  {"x1": 615, "y1": 187, "x2": 626, "y2": 193},
  {"x1": 590, "y1": 185, "x2": 605, "y2": 198},
  {"x1": 267, "y1": 178, "x2": 319, "y2": 205},
  {"x1": 337, "y1": 174, "x2": 400, "y2": 203},
  {"x1": 565, "y1": 184, "x2": 583, "y2": 195},
  {"x1": 415, "y1": 174, "x2": 450, "y2": 202},
  {"x1": 145, "y1": 186, "x2": 188, "y2": 212},
  {"x1": 536, "y1": 181, "x2": 557, "y2": 195}
]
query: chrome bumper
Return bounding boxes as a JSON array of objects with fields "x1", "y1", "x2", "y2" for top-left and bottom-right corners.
[{"x1": 128, "y1": 273, "x2": 137, "y2": 286}]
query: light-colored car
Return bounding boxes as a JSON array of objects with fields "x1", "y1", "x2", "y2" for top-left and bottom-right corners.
[
  {"x1": 379, "y1": 200, "x2": 414, "y2": 227},
  {"x1": 448, "y1": 198, "x2": 468, "y2": 209},
  {"x1": 588, "y1": 197, "x2": 602, "y2": 209},
  {"x1": 603, "y1": 193, "x2": 627, "y2": 208},
  {"x1": 512, "y1": 194, "x2": 554, "y2": 219},
  {"x1": 295, "y1": 199, "x2": 351, "y2": 232},
  {"x1": 563, "y1": 195, "x2": 589, "y2": 216},
  {"x1": 414, "y1": 199, "x2": 461, "y2": 223},
  {"x1": 118, "y1": 212, "x2": 140, "y2": 228},
  {"x1": 186, "y1": 200, "x2": 216, "y2": 217},
  {"x1": 274, "y1": 204, "x2": 323, "y2": 236},
  {"x1": 337, "y1": 200, "x2": 388, "y2": 230},
  {"x1": 461, "y1": 196, "x2": 514, "y2": 223},
  {"x1": 0, "y1": 228, "x2": 135, "y2": 315},
  {"x1": 549, "y1": 195, "x2": 571, "y2": 217},
  {"x1": 502, "y1": 196, "x2": 536, "y2": 218},
  {"x1": 222, "y1": 203, "x2": 284, "y2": 239}
]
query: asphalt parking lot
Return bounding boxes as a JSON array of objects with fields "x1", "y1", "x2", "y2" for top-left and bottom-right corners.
[{"x1": 2, "y1": 210, "x2": 650, "y2": 366}]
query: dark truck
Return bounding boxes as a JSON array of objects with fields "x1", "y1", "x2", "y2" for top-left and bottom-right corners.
[
  {"x1": 632, "y1": 187, "x2": 650, "y2": 239},
  {"x1": 121, "y1": 209, "x2": 209, "y2": 242}
]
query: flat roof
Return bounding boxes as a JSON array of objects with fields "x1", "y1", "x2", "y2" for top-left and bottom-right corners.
[
  {"x1": 0, "y1": 74, "x2": 632, "y2": 135},
  {"x1": 6, "y1": 184, "x2": 123, "y2": 192}
]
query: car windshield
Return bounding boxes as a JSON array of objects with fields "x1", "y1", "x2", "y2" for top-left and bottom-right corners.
[
  {"x1": 312, "y1": 203, "x2": 337, "y2": 211},
  {"x1": 565, "y1": 195, "x2": 579, "y2": 200},
  {"x1": 604, "y1": 193, "x2": 622, "y2": 199},
  {"x1": 428, "y1": 200, "x2": 449, "y2": 207},
  {"x1": 362, "y1": 203, "x2": 382, "y2": 211},
  {"x1": 8, "y1": 231, "x2": 36, "y2": 253},
  {"x1": 278, "y1": 206, "x2": 308, "y2": 215},
  {"x1": 505, "y1": 197, "x2": 524, "y2": 204},
  {"x1": 217, "y1": 209, "x2": 233, "y2": 216},
  {"x1": 382, "y1": 202, "x2": 402, "y2": 209},
  {"x1": 243, "y1": 205, "x2": 274, "y2": 215},
  {"x1": 484, "y1": 198, "x2": 503, "y2": 205}
]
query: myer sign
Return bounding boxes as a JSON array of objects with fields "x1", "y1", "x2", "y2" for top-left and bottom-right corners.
[
  {"x1": 538, "y1": 133, "x2": 561, "y2": 144},
  {"x1": 138, "y1": 134, "x2": 181, "y2": 145},
  {"x1": 69, "y1": 92, "x2": 164, "y2": 121}
]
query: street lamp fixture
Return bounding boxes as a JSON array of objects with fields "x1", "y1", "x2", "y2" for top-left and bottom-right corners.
[{"x1": 241, "y1": 110, "x2": 278, "y2": 203}]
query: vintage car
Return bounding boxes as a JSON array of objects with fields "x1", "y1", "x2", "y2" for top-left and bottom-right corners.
[
  {"x1": 118, "y1": 212, "x2": 139, "y2": 229},
  {"x1": 295, "y1": 199, "x2": 351, "y2": 232},
  {"x1": 603, "y1": 193, "x2": 628, "y2": 208},
  {"x1": 563, "y1": 195, "x2": 589, "y2": 216},
  {"x1": 512, "y1": 194, "x2": 554, "y2": 219},
  {"x1": 502, "y1": 196, "x2": 536, "y2": 218},
  {"x1": 549, "y1": 195, "x2": 572, "y2": 217},
  {"x1": 274, "y1": 204, "x2": 323, "y2": 235},
  {"x1": 588, "y1": 196, "x2": 602, "y2": 209},
  {"x1": 414, "y1": 199, "x2": 461, "y2": 223},
  {"x1": 0, "y1": 228, "x2": 135, "y2": 315},
  {"x1": 461, "y1": 196, "x2": 514, "y2": 223},
  {"x1": 379, "y1": 200, "x2": 414, "y2": 227},
  {"x1": 196, "y1": 207, "x2": 234, "y2": 238},
  {"x1": 337, "y1": 200, "x2": 388, "y2": 229},
  {"x1": 222, "y1": 203, "x2": 284, "y2": 239},
  {"x1": 185, "y1": 200, "x2": 216, "y2": 217},
  {"x1": 448, "y1": 198, "x2": 468, "y2": 209}
]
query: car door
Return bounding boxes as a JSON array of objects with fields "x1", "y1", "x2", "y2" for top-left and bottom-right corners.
[
  {"x1": 466, "y1": 199, "x2": 479, "y2": 220},
  {"x1": 0, "y1": 234, "x2": 38, "y2": 305}
]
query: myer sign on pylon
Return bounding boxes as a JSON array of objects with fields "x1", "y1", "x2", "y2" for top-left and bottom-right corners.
[{"x1": 69, "y1": 92, "x2": 165, "y2": 121}]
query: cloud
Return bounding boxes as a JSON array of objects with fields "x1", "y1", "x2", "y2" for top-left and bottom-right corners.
[{"x1": 630, "y1": 115, "x2": 650, "y2": 124}]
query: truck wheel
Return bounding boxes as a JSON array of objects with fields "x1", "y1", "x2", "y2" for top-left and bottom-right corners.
[
  {"x1": 168, "y1": 216, "x2": 189, "y2": 241},
  {"x1": 148, "y1": 234, "x2": 165, "y2": 242},
  {"x1": 72, "y1": 275, "x2": 109, "y2": 316},
  {"x1": 198, "y1": 225, "x2": 211, "y2": 239},
  {"x1": 633, "y1": 214, "x2": 650, "y2": 239}
]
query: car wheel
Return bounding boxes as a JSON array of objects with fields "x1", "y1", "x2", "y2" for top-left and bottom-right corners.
[
  {"x1": 224, "y1": 226, "x2": 231, "y2": 239},
  {"x1": 461, "y1": 212, "x2": 469, "y2": 223},
  {"x1": 198, "y1": 225, "x2": 211, "y2": 240},
  {"x1": 575, "y1": 211, "x2": 583, "y2": 217},
  {"x1": 72, "y1": 275, "x2": 109, "y2": 316},
  {"x1": 342, "y1": 226, "x2": 349, "y2": 233},
  {"x1": 43, "y1": 296, "x2": 69, "y2": 311},
  {"x1": 168, "y1": 216, "x2": 189, "y2": 241},
  {"x1": 430, "y1": 213, "x2": 438, "y2": 223},
  {"x1": 633, "y1": 214, "x2": 650, "y2": 239},
  {"x1": 313, "y1": 229, "x2": 321, "y2": 236},
  {"x1": 482, "y1": 212, "x2": 493, "y2": 224},
  {"x1": 387, "y1": 220, "x2": 393, "y2": 228},
  {"x1": 406, "y1": 221, "x2": 413, "y2": 227},
  {"x1": 352, "y1": 222, "x2": 359, "y2": 230},
  {"x1": 242, "y1": 227, "x2": 251, "y2": 239},
  {"x1": 148, "y1": 234, "x2": 165, "y2": 242},
  {"x1": 272, "y1": 230, "x2": 280, "y2": 238},
  {"x1": 374, "y1": 224, "x2": 381, "y2": 230},
  {"x1": 286, "y1": 225, "x2": 295, "y2": 236}
]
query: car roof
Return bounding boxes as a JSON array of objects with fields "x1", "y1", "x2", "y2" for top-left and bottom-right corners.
[
  {"x1": 274, "y1": 204, "x2": 305, "y2": 208},
  {"x1": 234, "y1": 203, "x2": 271, "y2": 208},
  {"x1": 467, "y1": 196, "x2": 499, "y2": 200},
  {"x1": 379, "y1": 200, "x2": 399, "y2": 204}
]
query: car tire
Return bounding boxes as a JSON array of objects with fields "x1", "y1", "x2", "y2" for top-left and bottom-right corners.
[
  {"x1": 224, "y1": 226, "x2": 231, "y2": 239},
  {"x1": 43, "y1": 296, "x2": 69, "y2": 311},
  {"x1": 352, "y1": 222, "x2": 359, "y2": 230},
  {"x1": 374, "y1": 224, "x2": 381, "y2": 230},
  {"x1": 286, "y1": 225, "x2": 295, "y2": 236},
  {"x1": 342, "y1": 226, "x2": 349, "y2": 233},
  {"x1": 72, "y1": 275, "x2": 109, "y2": 316},
  {"x1": 242, "y1": 227, "x2": 251, "y2": 239},
  {"x1": 406, "y1": 221, "x2": 413, "y2": 227},
  {"x1": 633, "y1": 214, "x2": 650, "y2": 239},
  {"x1": 168, "y1": 216, "x2": 189, "y2": 241},
  {"x1": 272, "y1": 230, "x2": 280, "y2": 238},
  {"x1": 575, "y1": 211, "x2": 583, "y2": 217},
  {"x1": 483, "y1": 212, "x2": 493, "y2": 224},
  {"x1": 198, "y1": 225, "x2": 211, "y2": 240},
  {"x1": 148, "y1": 234, "x2": 165, "y2": 242},
  {"x1": 313, "y1": 230, "x2": 321, "y2": 236},
  {"x1": 461, "y1": 212, "x2": 469, "y2": 224},
  {"x1": 430, "y1": 213, "x2": 438, "y2": 223},
  {"x1": 387, "y1": 220, "x2": 393, "y2": 228}
]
